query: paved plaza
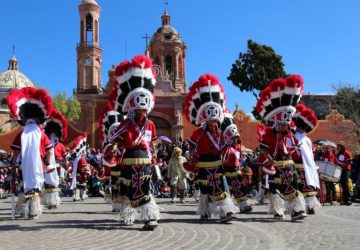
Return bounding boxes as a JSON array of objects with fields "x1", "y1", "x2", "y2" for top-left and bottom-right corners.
[{"x1": 0, "y1": 197, "x2": 359, "y2": 250}]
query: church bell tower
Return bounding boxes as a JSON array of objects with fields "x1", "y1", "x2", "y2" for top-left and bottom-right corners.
[{"x1": 76, "y1": 0, "x2": 102, "y2": 93}]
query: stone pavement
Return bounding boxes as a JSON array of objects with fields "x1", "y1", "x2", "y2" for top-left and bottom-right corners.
[{"x1": 0, "y1": 197, "x2": 359, "y2": 250}]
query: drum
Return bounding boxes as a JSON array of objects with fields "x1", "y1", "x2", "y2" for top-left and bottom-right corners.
[{"x1": 316, "y1": 161, "x2": 342, "y2": 183}]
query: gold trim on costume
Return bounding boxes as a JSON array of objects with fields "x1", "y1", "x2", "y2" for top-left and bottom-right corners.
[
  {"x1": 111, "y1": 170, "x2": 121, "y2": 176},
  {"x1": 209, "y1": 192, "x2": 228, "y2": 202},
  {"x1": 302, "y1": 191, "x2": 318, "y2": 197},
  {"x1": 274, "y1": 160, "x2": 294, "y2": 167},
  {"x1": 225, "y1": 171, "x2": 242, "y2": 178},
  {"x1": 279, "y1": 190, "x2": 298, "y2": 201},
  {"x1": 23, "y1": 193, "x2": 40, "y2": 202},
  {"x1": 198, "y1": 160, "x2": 222, "y2": 168},
  {"x1": 112, "y1": 196, "x2": 126, "y2": 203},
  {"x1": 294, "y1": 164, "x2": 304, "y2": 169},
  {"x1": 123, "y1": 158, "x2": 152, "y2": 165},
  {"x1": 44, "y1": 188, "x2": 61, "y2": 193},
  {"x1": 130, "y1": 195, "x2": 150, "y2": 207}
]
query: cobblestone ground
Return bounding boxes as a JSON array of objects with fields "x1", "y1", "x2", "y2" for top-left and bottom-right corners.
[{"x1": 0, "y1": 196, "x2": 359, "y2": 250}]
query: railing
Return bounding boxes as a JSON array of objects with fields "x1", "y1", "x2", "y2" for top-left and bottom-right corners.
[{"x1": 77, "y1": 41, "x2": 101, "y2": 48}]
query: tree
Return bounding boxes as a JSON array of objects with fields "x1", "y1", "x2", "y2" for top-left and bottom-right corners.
[
  {"x1": 334, "y1": 85, "x2": 360, "y2": 127},
  {"x1": 53, "y1": 92, "x2": 81, "y2": 121},
  {"x1": 228, "y1": 40, "x2": 287, "y2": 119},
  {"x1": 334, "y1": 85, "x2": 360, "y2": 148}
]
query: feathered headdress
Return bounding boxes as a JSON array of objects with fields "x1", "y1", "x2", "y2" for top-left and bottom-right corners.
[
  {"x1": 7, "y1": 87, "x2": 53, "y2": 126},
  {"x1": 184, "y1": 73, "x2": 226, "y2": 126},
  {"x1": 292, "y1": 104, "x2": 318, "y2": 133},
  {"x1": 221, "y1": 108, "x2": 240, "y2": 141},
  {"x1": 69, "y1": 133, "x2": 88, "y2": 156},
  {"x1": 99, "y1": 103, "x2": 125, "y2": 143},
  {"x1": 44, "y1": 109, "x2": 68, "y2": 141},
  {"x1": 110, "y1": 55, "x2": 156, "y2": 115},
  {"x1": 255, "y1": 75, "x2": 304, "y2": 125}
]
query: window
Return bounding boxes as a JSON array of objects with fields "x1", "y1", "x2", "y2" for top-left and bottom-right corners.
[
  {"x1": 165, "y1": 55, "x2": 173, "y2": 75},
  {"x1": 86, "y1": 14, "x2": 93, "y2": 44}
]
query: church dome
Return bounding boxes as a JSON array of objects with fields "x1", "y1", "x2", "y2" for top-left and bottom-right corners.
[
  {"x1": 0, "y1": 55, "x2": 35, "y2": 92},
  {"x1": 151, "y1": 11, "x2": 182, "y2": 43}
]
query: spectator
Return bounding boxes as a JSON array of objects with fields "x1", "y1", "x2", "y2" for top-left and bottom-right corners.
[{"x1": 167, "y1": 147, "x2": 188, "y2": 203}]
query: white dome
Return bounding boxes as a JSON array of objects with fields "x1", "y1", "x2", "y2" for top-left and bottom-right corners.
[{"x1": 0, "y1": 55, "x2": 35, "y2": 92}]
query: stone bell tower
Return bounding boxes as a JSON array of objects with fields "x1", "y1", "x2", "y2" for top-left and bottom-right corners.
[
  {"x1": 74, "y1": 0, "x2": 103, "y2": 138},
  {"x1": 76, "y1": 0, "x2": 102, "y2": 93}
]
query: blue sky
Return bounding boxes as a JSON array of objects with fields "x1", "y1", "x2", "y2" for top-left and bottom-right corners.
[{"x1": 1, "y1": 0, "x2": 360, "y2": 115}]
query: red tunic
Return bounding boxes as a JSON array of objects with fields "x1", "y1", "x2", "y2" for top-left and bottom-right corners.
[
  {"x1": 76, "y1": 157, "x2": 89, "y2": 183},
  {"x1": 336, "y1": 150, "x2": 352, "y2": 170},
  {"x1": 11, "y1": 130, "x2": 52, "y2": 158},
  {"x1": 259, "y1": 127, "x2": 299, "y2": 161},
  {"x1": 188, "y1": 127, "x2": 224, "y2": 157},
  {"x1": 54, "y1": 142, "x2": 67, "y2": 161},
  {"x1": 115, "y1": 118, "x2": 157, "y2": 151},
  {"x1": 222, "y1": 145, "x2": 240, "y2": 168}
]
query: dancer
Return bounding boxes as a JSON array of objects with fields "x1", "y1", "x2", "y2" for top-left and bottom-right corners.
[
  {"x1": 8, "y1": 87, "x2": 53, "y2": 219},
  {"x1": 69, "y1": 133, "x2": 90, "y2": 201},
  {"x1": 255, "y1": 75, "x2": 307, "y2": 221},
  {"x1": 100, "y1": 105, "x2": 124, "y2": 211},
  {"x1": 106, "y1": 55, "x2": 160, "y2": 230},
  {"x1": 43, "y1": 109, "x2": 68, "y2": 209},
  {"x1": 292, "y1": 104, "x2": 321, "y2": 214},
  {"x1": 185, "y1": 73, "x2": 239, "y2": 223},
  {"x1": 221, "y1": 110, "x2": 252, "y2": 213}
]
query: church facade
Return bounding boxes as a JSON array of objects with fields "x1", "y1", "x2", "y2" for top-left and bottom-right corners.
[{"x1": 73, "y1": 0, "x2": 195, "y2": 148}]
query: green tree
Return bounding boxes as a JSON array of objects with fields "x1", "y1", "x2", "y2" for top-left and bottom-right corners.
[
  {"x1": 53, "y1": 92, "x2": 81, "y2": 121},
  {"x1": 334, "y1": 85, "x2": 360, "y2": 127},
  {"x1": 228, "y1": 40, "x2": 287, "y2": 119}
]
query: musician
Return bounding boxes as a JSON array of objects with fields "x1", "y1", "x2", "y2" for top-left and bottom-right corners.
[
  {"x1": 336, "y1": 141, "x2": 353, "y2": 205},
  {"x1": 185, "y1": 73, "x2": 238, "y2": 223},
  {"x1": 320, "y1": 145, "x2": 337, "y2": 203},
  {"x1": 256, "y1": 75, "x2": 307, "y2": 221}
]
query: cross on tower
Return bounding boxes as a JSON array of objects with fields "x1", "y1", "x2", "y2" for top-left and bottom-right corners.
[{"x1": 141, "y1": 33, "x2": 151, "y2": 50}]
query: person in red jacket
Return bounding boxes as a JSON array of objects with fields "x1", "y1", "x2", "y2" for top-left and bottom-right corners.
[
  {"x1": 8, "y1": 87, "x2": 53, "y2": 219},
  {"x1": 336, "y1": 141, "x2": 353, "y2": 205}
]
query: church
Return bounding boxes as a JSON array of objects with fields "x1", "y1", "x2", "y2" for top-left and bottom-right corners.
[
  {"x1": 0, "y1": 0, "x2": 357, "y2": 153},
  {"x1": 73, "y1": 0, "x2": 196, "y2": 148}
]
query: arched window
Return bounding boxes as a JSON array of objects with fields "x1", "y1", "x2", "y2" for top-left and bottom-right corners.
[
  {"x1": 86, "y1": 14, "x2": 93, "y2": 44},
  {"x1": 165, "y1": 55, "x2": 173, "y2": 75}
]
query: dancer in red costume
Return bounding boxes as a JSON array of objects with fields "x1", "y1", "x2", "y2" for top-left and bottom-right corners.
[
  {"x1": 185, "y1": 74, "x2": 239, "y2": 223},
  {"x1": 8, "y1": 87, "x2": 53, "y2": 219},
  {"x1": 292, "y1": 104, "x2": 321, "y2": 214},
  {"x1": 105, "y1": 55, "x2": 160, "y2": 230},
  {"x1": 43, "y1": 109, "x2": 68, "y2": 209},
  {"x1": 221, "y1": 110, "x2": 252, "y2": 213},
  {"x1": 68, "y1": 133, "x2": 90, "y2": 201},
  {"x1": 256, "y1": 75, "x2": 307, "y2": 221}
]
